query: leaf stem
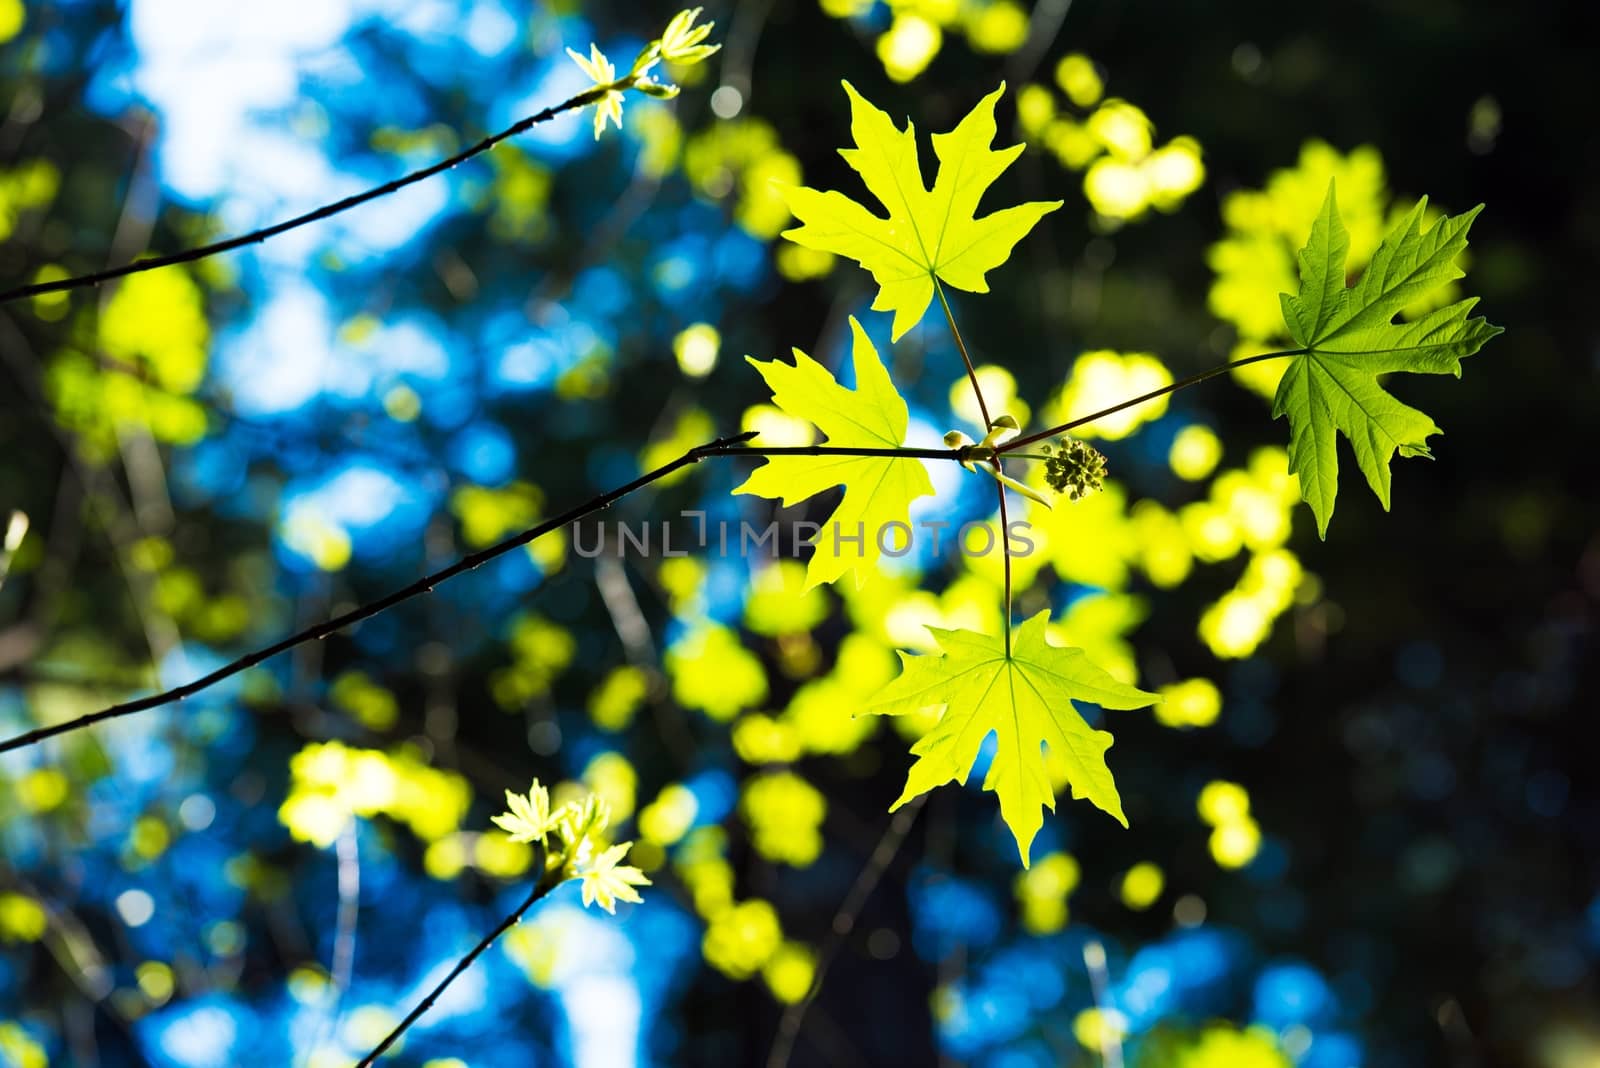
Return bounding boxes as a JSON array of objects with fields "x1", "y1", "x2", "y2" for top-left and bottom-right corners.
[
  {"x1": 357, "y1": 858, "x2": 559, "y2": 1067},
  {"x1": 935, "y1": 282, "x2": 993, "y2": 429},
  {"x1": 998, "y1": 347, "x2": 1307, "y2": 454},
  {"x1": 934, "y1": 280, "x2": 1011, "y2": 654},
  {"x1": 994, "y1": 479, "x2": 1013, "y2": 654},
  {"x1": 0, "y1": 86, "x2": 613, "y2": 306}
]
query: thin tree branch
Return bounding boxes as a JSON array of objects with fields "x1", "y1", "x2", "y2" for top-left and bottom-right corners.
[
  {"x1": 593, "y1": 556, "x2": 699, "y2": 770},
  {"x1": 766, "y1": 794, "x2": 926, "y2": 1068},
  {"x1": 0, "y1": 86, "x2": 611, "y2": 306},
  {"x1": 0, "y1": 429, "x2": 753, "y2": 753},
  {"x1": 1083, "y1": 939, "x2": 1125, "y2": 1068},
  {"x1": 998, "y1": 347, "x2": 1307, "y2": 453},
  {"x1": 713, "y1": 445, "x2": 964, "y2": 460},
  {"x1": 718, "y1": 0, "x2": 776, "y2": 103},
  {"x1": 1006, "y1": 0, "x2": 1076, "y2": 86},
  {"x1": 356, "y1": 860, "x2": 557, "y2": 1067},
  {"x1": 0, "y1": 313, "x2": 186, "y2": 687},
  {"x1": 312, "y1": 821, "x2": 362, "y2": 1064}
]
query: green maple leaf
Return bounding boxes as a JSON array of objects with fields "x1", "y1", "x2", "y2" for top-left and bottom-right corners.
[
  {"x1": 782, "y1": 82, "x2": 1062, "y2": 341},
  {"x1": 735, "y1": 316, "x2": 935, "y2": 589},
  {"x1": 1274, "y1": 181, "x2": 1503, "y2": 536},
  {"x1": 864, "y1": 612, "x2": 1157, "y2": 866}
]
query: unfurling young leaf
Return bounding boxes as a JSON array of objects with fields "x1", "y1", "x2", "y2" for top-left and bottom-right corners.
[
  {"x1": 782, "y1": 83, "x2": 1063, "y2": 340},
  {"x1": 1274, "y1": 181, "x2": 1503, "y2": 536},
  {"x1": 735, "y1": 316, "x2": 936, "y2": 588},
  {"x1": 865, "y1": 612, "x2": 1158, "y2": 866},
  {"x1": 945, "y1": 417, "x2": 1054, "y2": 507},
  {"x1": 492, "y1": 779, "x2": 557, "y2": 843},
  {"x1": 566, "y1": 45, "x2": 626, "y2": 140},
  {"x1": 568, "y1": 10, "x2": 720, "y2": 139},
  {"x1": 576, "y1": 841, "x2": 652, "y2": 915},
  {"x1": 492, "y1": 781, "x2": 651, "y2": 915},
  {"x1": 653, "y1": 7, "x2": 720, "y2": 65}
]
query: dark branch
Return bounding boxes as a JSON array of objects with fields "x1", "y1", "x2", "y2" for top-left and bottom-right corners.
[
  {"x1": 0, "y1": 87, "x2": 609, "y2": 306},
  {"x1": 766, "y1": 796, "x2": 926, "y2": 1068},
  {"x1": 0, "y1": 429, "x2": 756, "y2": 753},
  {"x1": 999, "y1": 348, "x2": 1307, "y2": 453},
  {"x1": 357, "y1": 858, "x2": 557, "y2": 1066},
  {"x1": 708, "y1": 444, "x2": 963, "y2": 460}
]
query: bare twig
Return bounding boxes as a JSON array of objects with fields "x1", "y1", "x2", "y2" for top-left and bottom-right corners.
[
  {"x1": 999, "y1": 348, "x2": 1306, "y2": 453},
  {"x1": 316, "y1": 822, "x2": 362, "y2": 1062},
  {"x1": 766, "y1": 795, "x2": 926, "y2": 1068},
  {"x1": 1083, "y1": 939, "x2": 1125, "y2": 1068},
  {"x1": 0, "y1": 87, "x2": 610, "y2": 306},
  {"x1": 0, "y1": 429, "x2": 753, "y2": 752},
  {"x1": 356, "y1": 860, "x2": 556, "y2": 1067}
]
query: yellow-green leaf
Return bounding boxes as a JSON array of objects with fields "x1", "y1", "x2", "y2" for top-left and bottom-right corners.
[
  {"x1": 865, "y1": 611, "x2": 1157, "y2": 866},
  {"x1": 735, "y1": 317, "x2": 935, "y2": 588},
  {"x1": 782, "y1": 82, "x2": 1062, "y2": 340}
]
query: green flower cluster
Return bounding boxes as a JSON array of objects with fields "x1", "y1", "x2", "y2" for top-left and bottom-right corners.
[{"x1": 1042, "y1": 438, "x2": 1109, "y2": 501}]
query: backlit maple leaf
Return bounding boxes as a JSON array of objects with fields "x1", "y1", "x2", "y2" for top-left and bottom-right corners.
[
  {"x1": 865, "y1": 612, "x2": 1157, "y2": 866},
  {"x1": 1274, "y1": 182, "x2": 1501, "y2": 535},
  {"x1": 735, "y1": 316, "x2": 935, "y2": 588},
  {"x1": 782, "y1": 83, "x2": 1062, "y2": 340}
]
